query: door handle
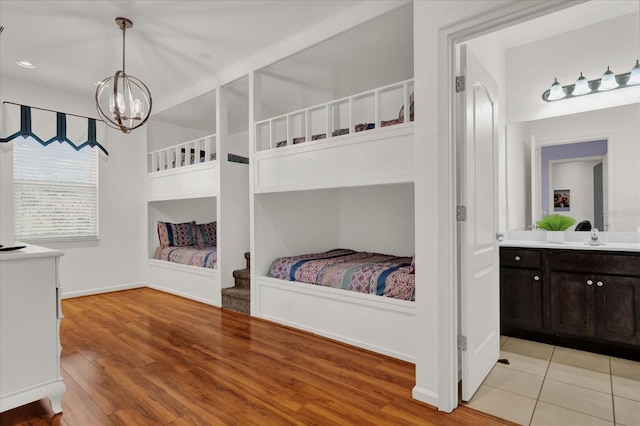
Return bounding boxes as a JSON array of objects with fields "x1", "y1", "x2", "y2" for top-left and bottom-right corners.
[
  {"x1": 515, "y1": 256, "x2": 521, "y2": 261},
  {"x1": 586, "y1": 279, "x2": 593, "y2": 286},
  {"x1": 533, "y1": 275, "x2": 540, "y2": 281},
  {"x1": 596, "y1": 281, "x2": 603, "y2": 287}
]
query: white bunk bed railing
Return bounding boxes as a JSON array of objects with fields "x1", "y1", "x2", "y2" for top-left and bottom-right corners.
[
  {"x1": 147, "y1": 134, "x2": 216, "y2": 173},
  {"x1": 254, "y1": 79, "x2": 414, "y2": 152}
]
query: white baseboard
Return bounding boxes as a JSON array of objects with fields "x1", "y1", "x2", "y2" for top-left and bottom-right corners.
[
  {"x1": 61, "y1": 282, "x2": 145, "y2": 299},
  {"x1": 412, "y1": 385, "x2": 439, "y2": 409}
]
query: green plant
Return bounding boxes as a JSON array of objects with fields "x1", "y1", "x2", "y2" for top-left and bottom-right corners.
[{"x1": 536, "y1": 214, "x2": 576, "y2": 231}]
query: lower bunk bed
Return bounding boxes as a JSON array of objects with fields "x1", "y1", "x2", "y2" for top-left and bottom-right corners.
[
  {"x1": 253, "y1": 249, "x2": 417, "y2": 362},
  {"x1": 147, "y1": 221, "x2": 222, "y2": 306}
]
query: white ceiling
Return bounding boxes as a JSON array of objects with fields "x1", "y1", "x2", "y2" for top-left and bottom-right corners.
[
  {"x1": 1, "y1": 1, "x2": 637, "y2": 134},
  {"x1": 0, "y1": 0, "x2": 361, "y2": 109}
]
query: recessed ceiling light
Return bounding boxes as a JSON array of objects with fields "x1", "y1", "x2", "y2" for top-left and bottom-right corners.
[{"x1": 16, "y1": 60, "x2": 36, "y2": 69}]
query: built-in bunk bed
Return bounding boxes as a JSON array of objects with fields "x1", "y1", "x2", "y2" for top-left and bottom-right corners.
[
  {"x1": 251, "y1": 1, "x2": 416, "y2": 361},
  {"x1": 147, "y1": 84, "x2": 250, "y2": 307}
]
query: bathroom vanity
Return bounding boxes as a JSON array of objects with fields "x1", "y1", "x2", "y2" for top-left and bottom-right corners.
[{"x1": 500, "y1": 239, "x2": 640, "y2": 360}]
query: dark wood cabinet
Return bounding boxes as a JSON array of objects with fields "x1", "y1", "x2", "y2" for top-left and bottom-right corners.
[
  {"x1": 500, "y1": 249, "x2": 543, "y2": 331},
  {"x1": 500, "y1": 246, "x2": 640, "y2": 360}
]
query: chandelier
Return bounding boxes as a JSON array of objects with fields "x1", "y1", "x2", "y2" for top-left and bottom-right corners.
[
  {"x1": 542, "y1": 60, "x2": 640, "y2": 102},
  {"x1": 95, "y1": 17, "x2": 152, "y2": 133}
]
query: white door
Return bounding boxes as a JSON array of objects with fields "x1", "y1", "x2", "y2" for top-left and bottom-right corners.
[{"x1": 458, "y1": 44, "x2": 500, "y2": 401}]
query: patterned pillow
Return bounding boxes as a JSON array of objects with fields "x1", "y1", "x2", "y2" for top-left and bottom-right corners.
[
  {"x1": 157, "y1": 221, "x2": 197, "y2": 248},
  {"x1": 409, "y1": 256, "x2": 415, "y2": 274},
  {"x1": 195, "y1": 222, "x2": 217, "y2": 246}
]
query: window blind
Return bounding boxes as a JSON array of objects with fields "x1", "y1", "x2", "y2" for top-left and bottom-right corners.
[{"x1": 13, "y1": 138, "x2": 99, "y2": 241}]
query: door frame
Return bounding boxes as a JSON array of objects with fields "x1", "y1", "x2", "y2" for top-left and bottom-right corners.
[{"x1": 436, "y1": 0, "x2": 587, "y2": 412}]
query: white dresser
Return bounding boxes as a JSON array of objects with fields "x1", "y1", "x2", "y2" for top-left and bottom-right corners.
[{"x1": 0, "y1": 244, "x2": 66, "y2": 413}]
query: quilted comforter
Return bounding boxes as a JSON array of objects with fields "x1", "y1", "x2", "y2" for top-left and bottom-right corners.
[
  {"x1": 154, "y1": 245, "x2": 217, "y2": 269},
  {"x1": 267, "y1": 249, "x2": 414, "y2": 301}
]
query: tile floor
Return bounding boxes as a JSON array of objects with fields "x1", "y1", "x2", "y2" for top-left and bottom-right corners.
[{"x1": 463, "y1": 336, "x2": 640, "y2": 426}]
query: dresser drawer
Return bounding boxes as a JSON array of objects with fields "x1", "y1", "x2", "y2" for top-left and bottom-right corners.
[
  {"x1": 501, "y1": 248, "x2": 541, "y2": 268},
  {"x1": 548, "y1": 251, "x2": 640, "y2": 276}
]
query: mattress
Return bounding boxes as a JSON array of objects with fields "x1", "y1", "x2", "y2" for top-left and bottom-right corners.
[
  {"x1": 154, "y1": 245, "x2": 217, "y2": 269},
  {"x1": 267, "y1": 249, "x2": 414, "y2": 301}
]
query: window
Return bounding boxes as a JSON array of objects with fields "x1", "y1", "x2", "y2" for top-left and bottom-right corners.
[{"x1": 13, "y1": 138, "x2": 99, "y2": 241}]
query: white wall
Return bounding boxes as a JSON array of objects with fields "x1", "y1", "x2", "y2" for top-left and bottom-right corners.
[
  {"x1": 338, "y1": 184, "x2": 414, "y2": 256},
  {"x1": 147, "y1": 120, "x2": 211, "y2": 152},
  {"x1": 505, "y1": 122, "x2": 532, "y2": 230},
  {"x1": 147, "y1": 197, "x2": 217, "y2": 258},
  {"x1": 0, "y1": 78, "x2": 147, "y2": 297},
  {"x1": 552, "y1": 160, "x2": 600, "y2": 226},
  {"x1": 253, "y1": 190, "x2": 341, "y2": 276},
  {"x1": 506, "y1": 12, "x2": 640, "y2": 124},
  {"x1": 253, "y1": 184, "x2": 415, "y2": 277}
]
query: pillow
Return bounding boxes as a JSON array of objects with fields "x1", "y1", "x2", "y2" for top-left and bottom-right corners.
[
  {"x1": 157, "y1": 221, "x2": 197, "y2": 248},
  {"x1": 195, "y1": 221, "x2": 217, "y2": 246},
  {"x1": 409, "y1": 255, "x2": 415, "y2": 274}
]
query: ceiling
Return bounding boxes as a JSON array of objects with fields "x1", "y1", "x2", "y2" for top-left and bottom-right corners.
[
  {"x1": 1, "y1": 1, "x2": 637, "y2": 135},
  {"x1": 0, "y1": 1, "x2": 361, "y2": 111}
]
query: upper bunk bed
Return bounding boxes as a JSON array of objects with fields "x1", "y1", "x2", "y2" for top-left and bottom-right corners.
[
  {"x1": 147, "y1": 134, "x2": 249, "y2": 201},
  {"x1": 253, "y1": 79, "x2": 414, "y2": 193}
]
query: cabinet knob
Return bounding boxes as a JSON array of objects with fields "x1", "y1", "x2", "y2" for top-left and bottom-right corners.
[
  {"x1": 533, "y1": 275, "x2": 540, "y2": 281},
  {"x1": 515, "y1": 256, "x2": 521, "y2": 261},
  {"x1": 586, "y1": 279, "x2": 593, "y2": 286},
  {"x1": 596, "y1": 281, "x2": 604, "y2": 287}
]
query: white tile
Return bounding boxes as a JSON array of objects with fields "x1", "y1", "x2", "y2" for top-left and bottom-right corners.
[
  {"x1": 551, "y1": 347, "x2": 610, "y2": 373},
  {"x1": 501, "y1": 337, "x2": 554, "y2": 360},
  {"x1": 531, "y1": 401, "x2": 614, "y2": 426},
  {"x1": 499, "y1": 350, "x2": 550, "y2": 377},
  {"x1": 546, "y1": 361, "x2": 612, "y2": 394},
  {"x1": 465, "y1": 384, "x2": 536, "y2": 425},
  {"x1": 539, "y1": 379, "x2": 614, "y2": 421},
  {"x1": 500, "y1": 335, "x2": 509, "y2": 347},
  {"x1": 612, "y1": 375, "x2": 640, "y2": 402},
  {"x1": 614, "y1": 396, "x2": 640, "y2": 426},
  {"x1": 483, "y1": 364, "x2": 544, "y2": 399},
  {"x1": 610, "y1": 357, "x2": 640, "y2": 381}
]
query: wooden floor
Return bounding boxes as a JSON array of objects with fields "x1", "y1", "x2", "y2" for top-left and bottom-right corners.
[{"x1": 1, "y1": 288, "x2": 514, "y2": 425}]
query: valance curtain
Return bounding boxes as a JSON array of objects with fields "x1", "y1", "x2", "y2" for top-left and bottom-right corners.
[{"x1": 0, "y1": 103, "x2": 108, "y2": 155}]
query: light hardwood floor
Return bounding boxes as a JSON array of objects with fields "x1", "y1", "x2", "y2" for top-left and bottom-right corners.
[{"x1": 0, "y1": 288, "x2": 515, "y2": 425}]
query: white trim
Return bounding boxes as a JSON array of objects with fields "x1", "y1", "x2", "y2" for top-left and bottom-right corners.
[
  {"x1": 436, "y1": 0, "x2": 587, "y2": 413},
  {"x1": 254, "y1": 276, "x2": 416, "y2": 362},
  {"x1": 61, "y1": 282, "x2": 145, "y2": 299},
  {"x1": 411, "y1": 386, "x2": 439, "y2": 408}
]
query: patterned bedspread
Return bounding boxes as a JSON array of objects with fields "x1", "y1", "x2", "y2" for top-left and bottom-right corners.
[
  {"x1": 154, "y1": 246, "x2": 217, "y2": 269},
  {"x1": 267, "y1": 249, "x2": 414, "y2": 301}
]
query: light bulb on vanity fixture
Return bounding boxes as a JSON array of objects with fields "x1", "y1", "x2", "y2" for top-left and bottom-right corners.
[
  {"x1": 572, "y1": 72, "x2": 590, "y2": 96},
  {"x1": 598, "y1": 66, "x2": 619, "y2": 91},
  {"x1": 542, "y1": 59, "x2": 640, "y2": 102}
]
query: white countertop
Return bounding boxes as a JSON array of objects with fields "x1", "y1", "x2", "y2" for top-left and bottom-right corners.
[
  {"x1": 500, "y1": 240, "x2": 640, "y2": 252},
  {"x1": 499, "y1": 231, "x2": 640, "y2": 252},
  {"x1": 0, "y1": 243, "x2": 63, "y2": 261}
]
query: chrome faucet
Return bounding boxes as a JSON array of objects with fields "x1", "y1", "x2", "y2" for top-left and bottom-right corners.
[{"x1": 585, "y1": 228, "x2": 605, "y2": 246}]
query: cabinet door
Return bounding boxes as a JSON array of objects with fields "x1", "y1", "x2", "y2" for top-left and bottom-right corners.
[
  {"x1": 550, "y1": 272, "x2": 594, "y2": 337},
  {"x1": 501, "y1": 268, "x2": 543, "y2": 331},
  {"x1": 594, "y1": 275, "x2": 640, "y2": 345}
]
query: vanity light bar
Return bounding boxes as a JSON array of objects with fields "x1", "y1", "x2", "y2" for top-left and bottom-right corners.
[{"x1": 542, "y1": 60, "x2": 640, "y2": 102}]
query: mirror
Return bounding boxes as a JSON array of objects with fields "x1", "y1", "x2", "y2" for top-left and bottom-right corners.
[{"x1": 505, "y1": 103, "x2": 640, "y2": 232}]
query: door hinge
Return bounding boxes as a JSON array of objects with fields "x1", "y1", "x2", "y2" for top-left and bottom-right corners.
[
  {"x1": 458, "y1": 335, "x2": 467, "y2": 351},
  {"x1": 456, "y1": 205, "x2": 467, "y2": 222},
  {"x1": 456, "y1": 75, "x2": 466, "y2": 93}
]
